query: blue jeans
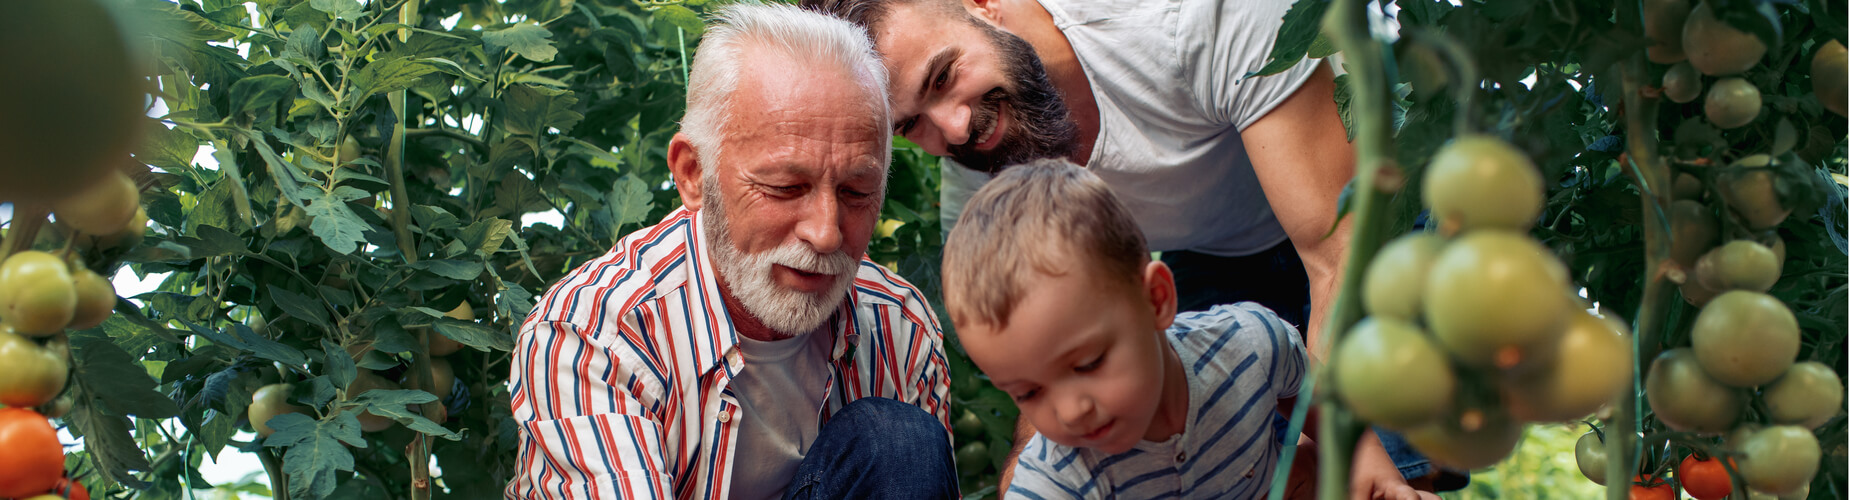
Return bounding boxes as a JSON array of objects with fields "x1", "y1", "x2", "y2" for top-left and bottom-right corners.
[
  {"x1": 1168, "y1": 245, "x2": 1442, "y2": 486},
  {"x1": 783, "y1": 397, "x2": 960, "y2": 500}
]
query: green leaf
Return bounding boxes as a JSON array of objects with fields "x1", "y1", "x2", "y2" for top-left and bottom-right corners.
[
  {"x1": 460, "y1": 218, "x2": 515, "y2": 257},
  {"x1": 268, "y1": 285, "x2": 332, "y2": 331},
  {"x1": 1307, "y1": 33, "x2": 1339, "y2": 59},
  {"x1": 349, "y1": 56, "x2": 440, "y2": 102},
  {"x1": 180, "y1": 224, "x2": 251, "y2": 258},
  {"x1": 655, "y1": 5, "x2": 705, "y2": 38},
  {"x1": 303, "y1": 189, "x2": 371, "y2": 254},
  {"x1": 264, "y1": 413, "x2": 365, "y2": 500},
  {"x1": 503, "y1": 84, "x2": 584, "y2": 137},
  {"x1": 434, "y1": 316, "x2": 514, "y2": 352},
  {"x1": 488, "y1": 173, "x2": 552, "y2": 218},
  {"x1": 351, "y1": 390, "x2": 461, "y2": 439},
  {"x1": 320, "y1": 338, "x2": 356, "y2": 393},
  {"x1": 1246, "y1": 0, "x2": 1330, "y2": 78},
  {"x1": 483, "y1": 23, "x2": 558, "y2": 63},
  {"x1": 67, "y1": 394, "x2": 153, "y2": 489},
  {"x1": 139, "y1": 122, "x2": 199, "y2": 172},
  {"x1": 1332, "y1": 73, "x2": 1357, "y2": 141},
  {"x1": 73, "y1": 338, "x2": 181, "y2": 418},
  {"x1": 607, "y1": 174, "x2": 656, "y2": 231},
  {"x1": 229, "y1": 75, "x2": 296, "y2": 117},
  {"x1": 191, "y1": 322, "x2": 312, "y2": 368},
  {"x1": 308, "y1": 0, "x2": 363, "y2": 21},
  {"x1": 414, "y1": 259, "x2": 484, "y2": 280}
]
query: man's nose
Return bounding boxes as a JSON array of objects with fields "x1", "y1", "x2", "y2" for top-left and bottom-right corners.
[
  {"x1": 793, "y1": 191, "x2": 843, "y2": 255},
  {"x1": 928, "y1": 103, "x2": 972, "y2": 148}
]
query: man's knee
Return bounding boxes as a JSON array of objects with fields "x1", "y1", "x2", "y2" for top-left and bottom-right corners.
[
  {"x1": 820, "y1": 397, "x2": 952, "y2": 457},
  {"x1": 790, "y1": 397, "x2": 958, "y2": 499}
]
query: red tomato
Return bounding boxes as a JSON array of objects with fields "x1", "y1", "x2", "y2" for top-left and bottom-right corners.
[
  {"x1": 1678, "y1": 454, "x2": 1734, "y2": 500},
  {"x1": 0, "y1": 408, "x2": 63, "y2": 498},
  {"x1": 49, "y1": 476, "x2": 90, "y2": 500}
]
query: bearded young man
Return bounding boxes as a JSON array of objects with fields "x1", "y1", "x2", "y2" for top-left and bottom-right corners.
[
  {"x1": 802, "y1": 0, "x2": 1455, "y2": 497},
  {"x1": 506, "y1": 4, "x2": 957, "y2": 499}
]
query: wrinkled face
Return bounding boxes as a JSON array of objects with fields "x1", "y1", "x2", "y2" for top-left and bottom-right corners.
[
  {"x1": 873, "y1": 3, "x2": 1078, "y2": 172},
  {"x1": 958, "y1": 264, "x2": 1170, "y2": 455},
  {"x1": 702, "y1": 54, "x2": 888, "y2": 336}
]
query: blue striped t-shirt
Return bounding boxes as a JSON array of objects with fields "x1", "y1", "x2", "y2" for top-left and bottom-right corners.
[{"x1": 1007, "y1": 302, "x2": 1308, "y2": 499}]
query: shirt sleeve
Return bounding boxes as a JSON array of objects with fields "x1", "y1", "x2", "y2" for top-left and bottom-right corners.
[
  {"x1": 894, "y1": 273, "x2": 955, "y2": 430},
  {"x1": 1005, "y1": 436, "x2": 1102, "y2": 500},
  {"x1": 1248, "y1": 305, "x2": 1307, "y2": 401},
  {"x1": 1187, "y1": 0, "x2": 1320, "y2": 131},
  {"x1": 508, "y1": 319, "x2": 675, "y2": 500}
]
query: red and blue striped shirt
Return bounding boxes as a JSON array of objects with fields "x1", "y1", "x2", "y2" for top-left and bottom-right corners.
[{"x1": 507, "y1": 207, "x2": 952, "y2": 499}]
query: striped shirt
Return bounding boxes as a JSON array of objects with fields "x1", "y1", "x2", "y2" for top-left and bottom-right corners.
[
  {"x1": 507, "y1": 207, "x2": 952, "y2": 499},
  {"x1": 1007, "y1": 303, "x2": 1307, "y2": 499}
]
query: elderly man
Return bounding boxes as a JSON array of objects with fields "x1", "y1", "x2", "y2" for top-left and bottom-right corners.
[
  {"x1": 506, "y1": 4, "x2": 957, "y2": 499},
  {"x1": 801, "y1": 0, "x2": 1449, "y2": 497}
]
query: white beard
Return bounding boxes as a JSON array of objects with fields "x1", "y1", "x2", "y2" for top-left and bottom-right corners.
[{"x1": 703, "y1": 189, "x2": 858, "y2": 337}]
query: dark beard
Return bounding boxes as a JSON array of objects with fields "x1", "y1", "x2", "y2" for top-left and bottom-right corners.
[{"x1": 947, "y1": 21, "x2": 1081, "y2": 174}]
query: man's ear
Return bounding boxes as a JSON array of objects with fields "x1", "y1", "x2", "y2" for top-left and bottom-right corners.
[
  {"x1": 1144, "y1": 260, "x2": 1178, "y2": 332},
  {"x1": 667, "y1": 132, "x2": 704, "y2": 211},
  {"x1": 962, "y1": 0, "x2": 1004, "y2": 24}
]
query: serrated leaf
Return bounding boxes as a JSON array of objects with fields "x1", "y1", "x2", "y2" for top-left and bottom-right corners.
[
  {"x1": 1307, "y1": 33, "x2": 1339, "y2": 59},
  {"x1": 503, "y1": 84, "x2": 583, "y2": 137},
  {"x1": 73, "y1": 338, "x2": 181, "y2": 418},
  {"x1": 181, "y1": 224, "x2": 251, "y2": 258},
  {"x1": 320, "y1": 339, "x2": 357, "y2": 393},
  {"x1": 483, "y1": 23, "x2": 558, "y2": 63},
  {"x1": 192, "y1": 322, "x2": 312, "y2": 368},
  {"x1": 67, "y1": 394, "x2": 153, "y2": 489},
  {"x1": 229, "y1": 75, "x2": 296, "y2": 117},
  {"x1": 139, "y1": 121, "x2": 199, "y2": 172},
  {"x1": 434, "y1": 317, "x2": 514, "y2": 352},
  {"x1": 1247, "y1": 0, "x2": 1329, "y2": 78},
  {"x1": 351, "y1": 390, "x2": 461, "y2": 439},
  {"x1": 656, "y1": 5, "x2": 704, "y2": 38},
  {"x1": 1333, "y1": 73, "x2": 1357, "y2": 141},
  {"x1": 349, "y1": 56, "x2": 440, "y2": 102},
  {"x1": 268, "y1": 285, "x2": 331, "y2": 330},
  {"x1": 308, "y1": 0, "x2": 363, "y2": 21},
  {"x1": 460, "y1": 218, "x2": 515, "y2": 256},
  {"x1": 303, "y1": 189, "x2": 370, "y2": 254},
  {"x1": 607, "y1": 174, "x2": 655, "y2": 230},
  {"x1": 264, "y1": 413, "x2": 364, "y2": 500},
  {"x1": 491, "y1": 173, "x2": 552, "y2": 219}
]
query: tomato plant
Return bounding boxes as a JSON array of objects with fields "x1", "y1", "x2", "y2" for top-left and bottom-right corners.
[{"x1": 1677, "y1": 454, "x2": 1733, "y2": 500}]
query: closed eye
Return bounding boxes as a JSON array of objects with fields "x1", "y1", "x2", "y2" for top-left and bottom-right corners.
[
  {"x1": 1012, "y1": 388, "x2": 1039, "y2": 403},
  {"x1": 1075, "y1": 354, "x2": 1103, "y2": 373}
]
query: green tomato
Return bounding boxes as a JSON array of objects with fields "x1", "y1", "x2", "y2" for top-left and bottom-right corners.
[
  {"x1": 1683, "y1": 1, "x2": 1768, "y2": 75},
  {"x1": 1333, "y1": 317, "x2": 1454, "y2": 430},
  {"x1": 1422, "y1": 135, "x2": 1544, "y2": 236},
  {"x1": 1735, "y1": 426, "x2": 1821, "y2": 496},
  {"x1": 1501, "y1": 309, "x2": 1633, "y2": 422},
  {"x1": 1691, "y1": 291, "x2": 1797, "y2": 387},
  {"x1": 1762, "y1": 361, "x2": 1845, "y2": 429},
  {"x1": 1423, "y1": 231, "x2": 1571, "y2": 369},
  {"x1": 1575, "y1": 431, "x2": 1610, "y2": 485},
  {"x1": 1645, "y1": 348, "x2": 1744, "y2": 433},
  {"x1": 0, "y1": 251, "x2": 76, "y2": 336},
  {"x1": 1704, "y1": 77, "x2": 1762, "y2": 129},
  {"x1": 1362, "y1": 233, "x2": 1445, "y2": 322},
  {"x1": 1402, "y1": 409, "x2": 1525, "y2": 470},
  {"x1": 0, "y1": 329, "x2": 67, "y2": 408}
]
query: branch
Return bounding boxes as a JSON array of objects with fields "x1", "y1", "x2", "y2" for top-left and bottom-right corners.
[{"x1": 1610, "y1": 38, "x2": 1674, "y2": 500}]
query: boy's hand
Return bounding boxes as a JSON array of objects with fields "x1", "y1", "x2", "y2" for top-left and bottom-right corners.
[{"x1": 1350, "y1": 430, "x2": 1440, "y2": 500}]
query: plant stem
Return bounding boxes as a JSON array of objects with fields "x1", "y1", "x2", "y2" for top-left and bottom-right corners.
[
  {"x1": 1611, "y1": 54, "x2": 1674, "y2": 500},
  {"x1": 388, "y1": 88, "x2": 438, "y2": 500},
  {"x1": 258, "y1": 447, "x2": 290, "y2": 500},
  {"x1": 2, "y1": 204, "x2": 48, "y2": 260},
  {"x1": 1276, "y1": 1, "x2": 1404, "y2": 499}
]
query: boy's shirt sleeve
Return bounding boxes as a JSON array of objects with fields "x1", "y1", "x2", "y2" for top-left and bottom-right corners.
[
  {"x1": 1005, "y1": 435, "x2": 1103, "y2": 500},
  {"x1": 1248, "y1": 304, "x2": 1308, "y2": 401}
]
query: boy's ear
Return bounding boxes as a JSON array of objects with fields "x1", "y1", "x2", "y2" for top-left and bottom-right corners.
[{"x1": 1144, "y1": 260, "x2": 1177, "y2": 332}]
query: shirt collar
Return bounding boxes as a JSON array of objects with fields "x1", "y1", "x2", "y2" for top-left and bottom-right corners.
[{"x1": 677, "y1": 207, "x2": 863, "y2": 375}]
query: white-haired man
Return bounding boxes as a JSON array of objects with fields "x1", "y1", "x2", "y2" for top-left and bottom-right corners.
[{"x1": 507, "y1": 4, "x2": 958, "y2": 499}]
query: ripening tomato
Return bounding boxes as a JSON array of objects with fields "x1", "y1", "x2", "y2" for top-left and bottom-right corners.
[
  {"x1": 0, "y1": 408, "x2": 64, "y2": 498},
  {"x1": 1632, "y1": 476, "x2": 1679, "y2": 500},
  {"x1": 1678, "y1": 454, "x2": 1734, "y2": 500},
  {"x1": 47, "y1": 476, "x2": 90, "y2": 500}
]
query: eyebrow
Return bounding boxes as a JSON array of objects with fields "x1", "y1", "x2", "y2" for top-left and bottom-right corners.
[{"x1": 915, "y1": 47, "x2": 960, "y2": 105}]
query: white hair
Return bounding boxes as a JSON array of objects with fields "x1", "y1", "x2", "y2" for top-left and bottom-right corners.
[{"x1": 679, "y1": 2, "x2": 893, "y2": 173}]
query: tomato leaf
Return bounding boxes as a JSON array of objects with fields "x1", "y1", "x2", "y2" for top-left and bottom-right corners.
[
  {"x1": 320, "y1": 339, "x2": 357, "y2": 393},
  {"x1": 434, "y1": 316, "x2": 515, "y2": 352},
  {"x1": 72, "y1": 338, "x2": 182, "y2": 419},
  {"x1": 268, "y1": 285, "x2": 332, "y2": 331},
  {"x1": 502, "y1": 84, "x2": 584, "y2": 137},
  {"x1": 484, "y1": 22, "x2": 559, "y2": 63},
  {"x1": 1246, "y1": 0, "x2": 1329, "y2": 78},
  {"x1": 265, "y1": 412, "x2": 365, "y2": 499},
  {"x1": 350, "y1": 389, "x2": 461, "y2": 440},
  {"x1": 66, "y1": 394, "x2": 154, "y2": 490}
]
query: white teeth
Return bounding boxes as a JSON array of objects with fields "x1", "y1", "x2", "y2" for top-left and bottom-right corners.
[{"x1": 975, "y1": 120, "x2": 997, "y2": 146}]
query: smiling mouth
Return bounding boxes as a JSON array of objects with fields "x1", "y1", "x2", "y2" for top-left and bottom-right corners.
[
  {"x1": 969, "y1": 98, "x2": 1006, "y2": 151},
  {"x1": 1082, "y1": 419, "x2": 1114, "y2": 441}
]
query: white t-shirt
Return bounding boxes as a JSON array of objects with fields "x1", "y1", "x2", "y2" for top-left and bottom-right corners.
[
  {"x1": 941, "y1": 0, "x2": 1318, "y2": 257},
  {"x1": 726, "y1": 327, "x2": 835, "y2": 499}
]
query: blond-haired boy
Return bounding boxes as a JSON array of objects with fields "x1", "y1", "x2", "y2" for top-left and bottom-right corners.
[{"x1": 943, "y1": 159, "x2": 1423, "y2": 499}]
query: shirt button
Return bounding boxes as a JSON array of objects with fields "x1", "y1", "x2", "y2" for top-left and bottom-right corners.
[
  {"x1": 717, "y1": 410, "x2": 732, "y2": 423},
  {"x1": 1176, "y1": 451, "x2": 1186, "y2": 463}
]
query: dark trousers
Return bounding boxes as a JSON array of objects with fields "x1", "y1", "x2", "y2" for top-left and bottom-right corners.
[
  {"x1": 782, "y1": 397, "x2": 960, "y2": 500},
  {"x1": 1163, "y1": 243, "x2": 1449, "y2": 486}
]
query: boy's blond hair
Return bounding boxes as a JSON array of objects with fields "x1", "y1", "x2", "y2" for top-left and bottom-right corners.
[{"x1": 943, "y1": 159, "x2": 1149, "y2": 329}]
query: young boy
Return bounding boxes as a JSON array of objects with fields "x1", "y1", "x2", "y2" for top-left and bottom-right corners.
[{"x1": 941, "y1": 159, "x2": 1422, "y2": 499}]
